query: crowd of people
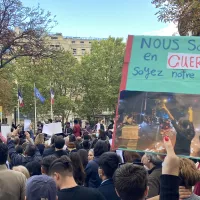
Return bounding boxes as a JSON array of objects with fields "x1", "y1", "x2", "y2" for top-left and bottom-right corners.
[{"x1": 0, "y1": 119, "x2": 200, "y2": 200}]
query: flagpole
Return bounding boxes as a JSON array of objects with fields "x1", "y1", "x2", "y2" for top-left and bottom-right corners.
[
  {"x1": 17, "y1": 82, "x2": 20, "y2": 125},
  {"x1": 50, "y1": 82, "x2": 53, "y2": 120},
  {"x1": 34, "y1": 83, "x2": 37, "y2": 134}
]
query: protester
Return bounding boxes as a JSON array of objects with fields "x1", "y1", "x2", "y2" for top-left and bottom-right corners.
[
  {"x1": 7, "y1": 133, "x2": 42, "y2": 166},
  {"x1": 34, "y1": 133, "x2": 45, "y2": 155},
  {"x1": 25, "y1": 161, "x2": 42, "y2": 177},
  {"x1": 43, "y1": 135, "x2": 57, "y2": 157},
  {"x1": 88, "y1": 149, "x2": 94, "y2": 161},
  {"x1": 49, "y1": 155, "x2": 105, "y2": 200},
  {"x1": 0, "y1": 143, "x2": 26, "y2": 200},
  {"x1": 98, "y1": 152, "x2": 121, "y2": 200},
  {"x1": 41, "y1": 155, "x2": 57, "y2": 175},
  {"x1": 113, "y1": 136, "x2": 180, "y2": 200},
  {"x1": 54, "y1": 136, "x2": 69, "y2": 157},
  {"x1": 142, "y1": 153, "x2": 163, "y2": 198},
  {"x1": 70, "y1": 152, "x2": 86, "y2": 186},
  {"x1": 65, "y1": 122, "x2": 73, "y2": 136},
  {"x1": 13, "y1": 165, "x2": 30, "y2": 179},
  {"x1": 25, "y1": 175, "x2": 57, "y2": 200},
  {"x1": 85, "y1": 140, "x2": 109, "y2": 188},
  {"x1": 67, "y1": 134, "x2": 77, "y2": 152},
  {"x1": 123, "y1": 151, "x2": 141, "y2": 163},
  {"x1": 73, "y1": 119, "x2": 81, "y2": 137},
  {"x1": 78, "y1": 149, "x2": 88, "y2": 169}
]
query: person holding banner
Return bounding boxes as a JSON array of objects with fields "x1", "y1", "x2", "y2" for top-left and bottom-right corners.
[{"x1": 162, "y1": 104, "x2": 195, "y2": 156}]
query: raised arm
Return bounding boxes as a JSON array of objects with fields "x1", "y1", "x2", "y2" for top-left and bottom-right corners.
[{"x1": 162, "y1": 104, "x2": 175, "y2": 121}]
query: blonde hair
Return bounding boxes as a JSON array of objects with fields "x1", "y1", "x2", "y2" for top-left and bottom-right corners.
[
  {"x1": 13, "y1": 166, "x2": 30, "y2": 179},
  {"x1": 179, "y1": 158, "x2": 200, "y2": 188},
  {"x1": 35, "y1": 134, "x2": 44, "y2": 145}
]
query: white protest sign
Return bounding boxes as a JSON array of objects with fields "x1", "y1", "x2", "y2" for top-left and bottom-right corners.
[
  {"x1": 24, "y1": 119, "x2": 31, "y2": 131},
  {"x1": 1, "y1": 125, "x2": 11, "y2": 138},
  {"x1": 42, "y1": 122, "x2": 62, "y2": 136}
]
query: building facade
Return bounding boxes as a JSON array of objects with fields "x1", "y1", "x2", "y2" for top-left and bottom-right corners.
[{"x1": 48, "y1": 33, "x2": 107, "y2": 61}]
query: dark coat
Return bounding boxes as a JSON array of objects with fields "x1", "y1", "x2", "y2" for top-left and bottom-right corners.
[
  {"x1": 148, "y1": 166, "x2": 162, "y2": 198},
  {"x1": 98, "y1": 179, "x2": 120, "y2": 200},
  {"x1": 42, "y1": 146, "x2": 55, "y2": 157},
  {"x1": 85, "y1": 157, "x2": 101, "y2": 188},
  {"x1": 7, "y1": 139, "x2": 42, "y2": 167},
  {"x1": 54, "y1": 150, "x2": 69, "y2": 158}
]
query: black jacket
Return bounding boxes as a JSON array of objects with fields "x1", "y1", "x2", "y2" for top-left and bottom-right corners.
[
  {"x1": 98, "y1": 179, "x2": 120, "y2": 200},
  {"x1": 85, "y1": 157, "x2": 101, "y2": 188},
  {"x1": 43, "y1": 146, "x2": 55, "y2": 157},
  {"x1": 54, "y1": 150, "x2": 69, "y2": 158},
  {"x1": 7, "y1": 139, "x2": 42, "y2": 167}
]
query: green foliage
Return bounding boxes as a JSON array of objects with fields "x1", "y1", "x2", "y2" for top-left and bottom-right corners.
[{"x1": 77, "y1": 37, "x2": 125, "y2": 119}]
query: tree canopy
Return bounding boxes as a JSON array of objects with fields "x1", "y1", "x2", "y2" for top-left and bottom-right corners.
[
  {"x1": 151, "y1": 0, "x2": 200, "y2": 35},
  {"x1": 0, "y1": 0, "x2": 57, "y2": 69}
]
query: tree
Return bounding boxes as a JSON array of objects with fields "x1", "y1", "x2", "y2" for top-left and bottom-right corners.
[
  {"x1": 0, "y1": 0, "x2": 57, "y2": 69},
  {"x1": 77, "y1": 37, "x2": 125, "y2": 120},
  {"x1": 151, "y1": 0, "x2": 200, "y2": 36},
  {"x1": 14, "y1": 51, "x2": 79, "y2": 121}
]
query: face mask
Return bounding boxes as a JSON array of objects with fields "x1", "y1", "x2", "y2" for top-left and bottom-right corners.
[{"x1": 96, "y1": 133, "x2": 99, "y2": 137}]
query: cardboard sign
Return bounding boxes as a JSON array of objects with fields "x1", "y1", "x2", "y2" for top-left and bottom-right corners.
[
  {"x1": 113, "y1": 35, "x2": 200, "y2": 158},
  {"x1": 42, "y1": 122, "x2": 62, "y2": 136},
  {"x1": 24, "y1": 119, "x2": 31, "y2": 131},
  {"x1": 1, "y1": 125, "x2": 11, "y2": 138}
]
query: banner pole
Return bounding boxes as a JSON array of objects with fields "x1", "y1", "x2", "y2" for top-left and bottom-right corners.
[{"x1": 34, "y1": 83, "x2": 37, "y2": 134}]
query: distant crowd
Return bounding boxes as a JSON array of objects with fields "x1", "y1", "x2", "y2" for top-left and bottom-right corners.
[{"x1": 0, "y1": 119, "x2": 200, "y2": 200}]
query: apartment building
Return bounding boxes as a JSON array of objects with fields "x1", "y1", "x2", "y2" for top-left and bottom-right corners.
[{"x1": 48, "y1": 33, "x2": 107, "y2": 61}]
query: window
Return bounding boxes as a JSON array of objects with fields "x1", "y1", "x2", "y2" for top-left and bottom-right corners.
[
  {"x1": 72, "y1": 41, "x2": 75, "y2": 44},
  {"x1": 73, "y1": 49, "x2": 77, "y2": 55},
  {"x1": 80, "y1": 41, "x2": 84, "y2": 44},
  {"x1": 50, "y1": 45, "x2": 54, "y2": 47},
  {"x1": 51, "y1": 37, "x2": 58, "y2": 39},
  {"x1": 82, "y1": 49, "x2": 86, "y2": 55},
  {"x1": 55, "y1": 45, "x2": 60, "y2": 48},
  {"x1": 89, "y1": 41, "x2": 92, "y2": 44}
]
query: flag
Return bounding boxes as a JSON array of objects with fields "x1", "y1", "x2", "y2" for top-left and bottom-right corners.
[
  {"x1": 34, "y1": 87, "x2": 45, "y2": 103},
  {"x1": 18, "y1": 90, "x2": 24, "y2": 107},
  {"x1": 50, "y1": 89, "x2": 55, "y2": 104}
]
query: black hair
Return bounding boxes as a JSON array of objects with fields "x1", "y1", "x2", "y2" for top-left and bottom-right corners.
[
  {"x1": 54, "y1": 137, "x2": 65, "y2": 149},
  {"x1": 83, "y1": 134, "x2": 91, "y2": 140},
  {"x1": 25, "y1": 144, "x2": 36, "y2": 157},
  {"x1": 25, "y1": 161, "x2": 41, "y2": 176},
  {"x1": 82, "y1": 140, "x2": 90, "y2": 150},
  {"x1": 77, "y1": 149, "x2": 88, "y2": 169},
  {"x1": 113, "y1": 163, "x2": 148, "y2": 200},
  {"x1": 74, "y1": 119, "x2": 78, "y2": 124},
  {"x1": 49, "y1": 155, "x2": 73, "y2": 176},
  {"x1": 41, "y1": 155, "x2": 57, "y2": 175},
  {"x1": 99, "y1": 152, "x2": 121, "y2": 179},
  {"x1": 16, "y1": 145, "x2": 23, "y2": 154},
  {"x1": 0, "y1": 143, "x2": 8, "y2": 165},
  {"x1": 69, "y1": 134, "x2": 76, "y2": 142},
  {"x1": 51, "y1": 135, "x2": 58, "y2": 145},
  {"x1": 69, "y1": 152, "x2": 85, "y2": 185},
  {"x1": 94, "y1": 140, "x2": 109, "y2": 157},
  {"x1": 99, "y1": 130, "x2": 107, "y2": 141}
]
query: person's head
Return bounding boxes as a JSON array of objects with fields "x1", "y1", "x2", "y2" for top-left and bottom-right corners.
[
  {"x1": 77, "y1": 149, "x2": 88, "y2": 168},
  {"x1": 25, "y1": 175, "x2": 57, "y2": 200},
  {"x1": 94, "y1": 140, "x2": 108, "y2": 157},
  {"x1": 49, "y1": 156, "x2": 74, "y2": 189},
  {"x1": 83, "y1": 134, "x2": 90, "y2": 140},
  {"x1": 35, "y1": 134, "x2": 44, "y2": 145},
  {"x1": 69, "y1": 134, "x2": 76, "y2": 142},
  {"x1": 98, "y1": 152, "x2": 121, "y2": 181},
  {"x1": 113, "y1": 163, "x2": 148, "y2": 200},
  {"x1": 82, "y1": 140, "x2": 90, "y2": 150},
  {"x1": 16, "y1": 145, "x2": 23, "y2": 154},
  {"x1": 51, "y1": 135, "x2": 58, "y2": 146},
  {"x1": 13, "y1": 166, "x2": 30, "y2": 179},
  {"x1": 110, "y1": 120, "x2": 114, "y2": 124},
  {"x1": 13, "y1": 136, "x2": 20, "y2": 146},
  {"x1": 123, "y1": 151, "x2": 141, "y2": 163},
  {"x1": 142, "y1": 153, "x2": 163, "y2": 170},
  {"x1": 69, "y1": 152, "x2": 85, "y2": 185},
  {"x1": 179, "y1": 158, "x2": 200, "y2": 189},
  {"x1": 48, "y1": 119, "x2": 53, "y2": 123},
  {"x1": 66, "y1": 122, "x2": 70, "y2": 128},
  {"x1": 25, "y1": 161, "x2": 41, "y2": 176},
  {"x1": 98, "y1": 129, "x2": 107, "y2": 140},
  {"x1": 0, "y1": 143, "x2": 8, "y2": 165},
  {"x1": 88, "y1": 149, "x2": 94, "y2": 161},
  {"x1": 41, "y1": 155, "x2": 57, "y2": 175},
  {"x1": 74, "y1": 119, "x2": 78, "y2": 124},
  {"x1": 24, "y1": 144, "x2": 36, "y2": 157},
  {"x1": 55, "y1": 137, "x2": 65, "y2": 150}
]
